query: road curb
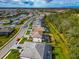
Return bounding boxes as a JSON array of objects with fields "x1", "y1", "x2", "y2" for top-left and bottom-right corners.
[
  {"x1": 0, "y1": 18, "x2": 31, "y2": 50},
  {"x1": 0, "y1": 16, "x2": 35, "y2": 59},
  {"x1": 0, "y1": 20, "x2": 29, "y2": 50},
  {"x1": 3, "y1": 51, "x2": 11, "y2": 59}
]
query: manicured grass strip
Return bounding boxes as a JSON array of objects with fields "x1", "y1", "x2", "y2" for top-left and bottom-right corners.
[
  {"x1": 29, "y1": 23, "x2": 32, "y2": 29},
  {"x1": 19, "y1": 37, "x2": 27, "y2": 44},
  {"x1": 26, "y1": 31, "x2": 30, "y2": 35},
  {"x1": 6, "y1": 49, "x2": 20, "y2": 59}
]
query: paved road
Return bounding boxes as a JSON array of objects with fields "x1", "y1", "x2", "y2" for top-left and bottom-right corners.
[{"x1": 0, "y1": 16, "x2": 34, "y2": 59}]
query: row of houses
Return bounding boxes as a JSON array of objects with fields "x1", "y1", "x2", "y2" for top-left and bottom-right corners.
[
  {"x1": 0, "y1": 9, "x2": 18, "y2": 17},
  {"x1": 20, "y1": 15, "x2": 52, "y2": 59},
  {"x1": 0, "y1": 13, "x2": 31, "y2": 36},
  {"x1": 24, "y1": 14, "x2": 45, "y2": 43},
  {"x1": 30, "y1": 18, "x2": 45, "y2": 42}
]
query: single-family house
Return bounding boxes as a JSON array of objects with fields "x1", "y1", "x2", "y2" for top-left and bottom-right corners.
[
  {"x1": 0, "y1": 27, "x2": 14, "y2": 35},
  {"x1": 20, "y1": 42, "x2": 52, "y2": 59}
]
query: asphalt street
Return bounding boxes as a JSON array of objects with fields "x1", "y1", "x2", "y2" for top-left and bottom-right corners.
[{"x1": 0, "y1": 16, "x2": 34, "y2": 59}]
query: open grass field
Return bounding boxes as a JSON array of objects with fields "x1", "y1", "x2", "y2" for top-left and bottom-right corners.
[{"x1": 45, "y1": 16, "x2": 70, "y2": 59}]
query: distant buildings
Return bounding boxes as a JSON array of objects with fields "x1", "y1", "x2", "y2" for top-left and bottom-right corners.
[
  {"x1": 20, "y1": 42, "x2": 52, "y2": 59},
  {"x1": 0, "y1": 9, "x2": 18, "y2": 17}
]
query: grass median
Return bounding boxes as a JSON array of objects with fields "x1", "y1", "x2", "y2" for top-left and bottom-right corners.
[{"x1": 6, "y1": 49, "x2": 20, "y2": 59}]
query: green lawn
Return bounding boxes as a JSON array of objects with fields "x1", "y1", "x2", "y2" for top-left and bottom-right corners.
[
  {"x1": 19, "y1": 37, "x2": 27, "y2": 44},
  {"x1": 6, "y1": 49, "x2": 20, "y2": 59},
  {"x1": 0, "y1": 28, "x2": 19, "y2": 47},
  {"x1": 19, "y1": 37, "x2": 32, "y2": 44},
  {"x1": 26, "y1": 31, "x2": 30, "y2": 35},
  {"x1": 20, "y1": 18, "x2": 27, "y2": 25},
  {"x1": 54, "y1": 47, "x2": 65, "y2": 59},
  {"x1": 0, "y1": 36, "x2": 10, "y2": 47},
  {"x1": 29, "y1": 23, "x2": 32, "y2": 29}
]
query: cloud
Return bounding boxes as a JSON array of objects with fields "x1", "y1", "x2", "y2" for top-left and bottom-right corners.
[
  {"x1": 22, "y1": 1, "x2": 34, "y2": 5},
  {"x1": 13, "y1": 0, "x2": 21, "y2": 2},
  {"x1": 0, "y1": 0, "x2": 79, "y2": 8},
  {"x1": 44, "y1": 0, "x2": 53, "y2": 2}
]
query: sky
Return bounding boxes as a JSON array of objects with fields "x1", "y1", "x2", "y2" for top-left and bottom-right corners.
[{"x1": 0, "y1": 0, "x2": 79, "y2": 8}]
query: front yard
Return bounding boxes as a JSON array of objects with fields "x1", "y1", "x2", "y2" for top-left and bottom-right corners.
[
  {"x1": 26, "y1": 31, "x2": 30, "y2": 35},
  {"x1": 19, "y1": 37, "x2": 27, "y2": 44}
]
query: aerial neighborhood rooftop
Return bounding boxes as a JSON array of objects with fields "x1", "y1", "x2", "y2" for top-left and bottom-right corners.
[
  {"x1": 30, "y1": 18, "x2": 45, "y2": 42},
  {"x1": 19, "y1": 15, "x2": 52, "y2": 59},
  {"x1": 0, "y1": 27, "x2": 14, "y2": 35},
  {"x1": 20, "y1": 42, "x2": 52, "y2": 59},
  {"x1": 0, "y1": 9, "x2": 53, "y2": 59}
]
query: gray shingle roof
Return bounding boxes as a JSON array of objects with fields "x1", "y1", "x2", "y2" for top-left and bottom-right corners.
[
  {"x1": 20, "y1": 42, "x2": 52, "y2": 59},
  {"x1": 0, "y1": 27, "x2": 13, "y2": 33}
]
